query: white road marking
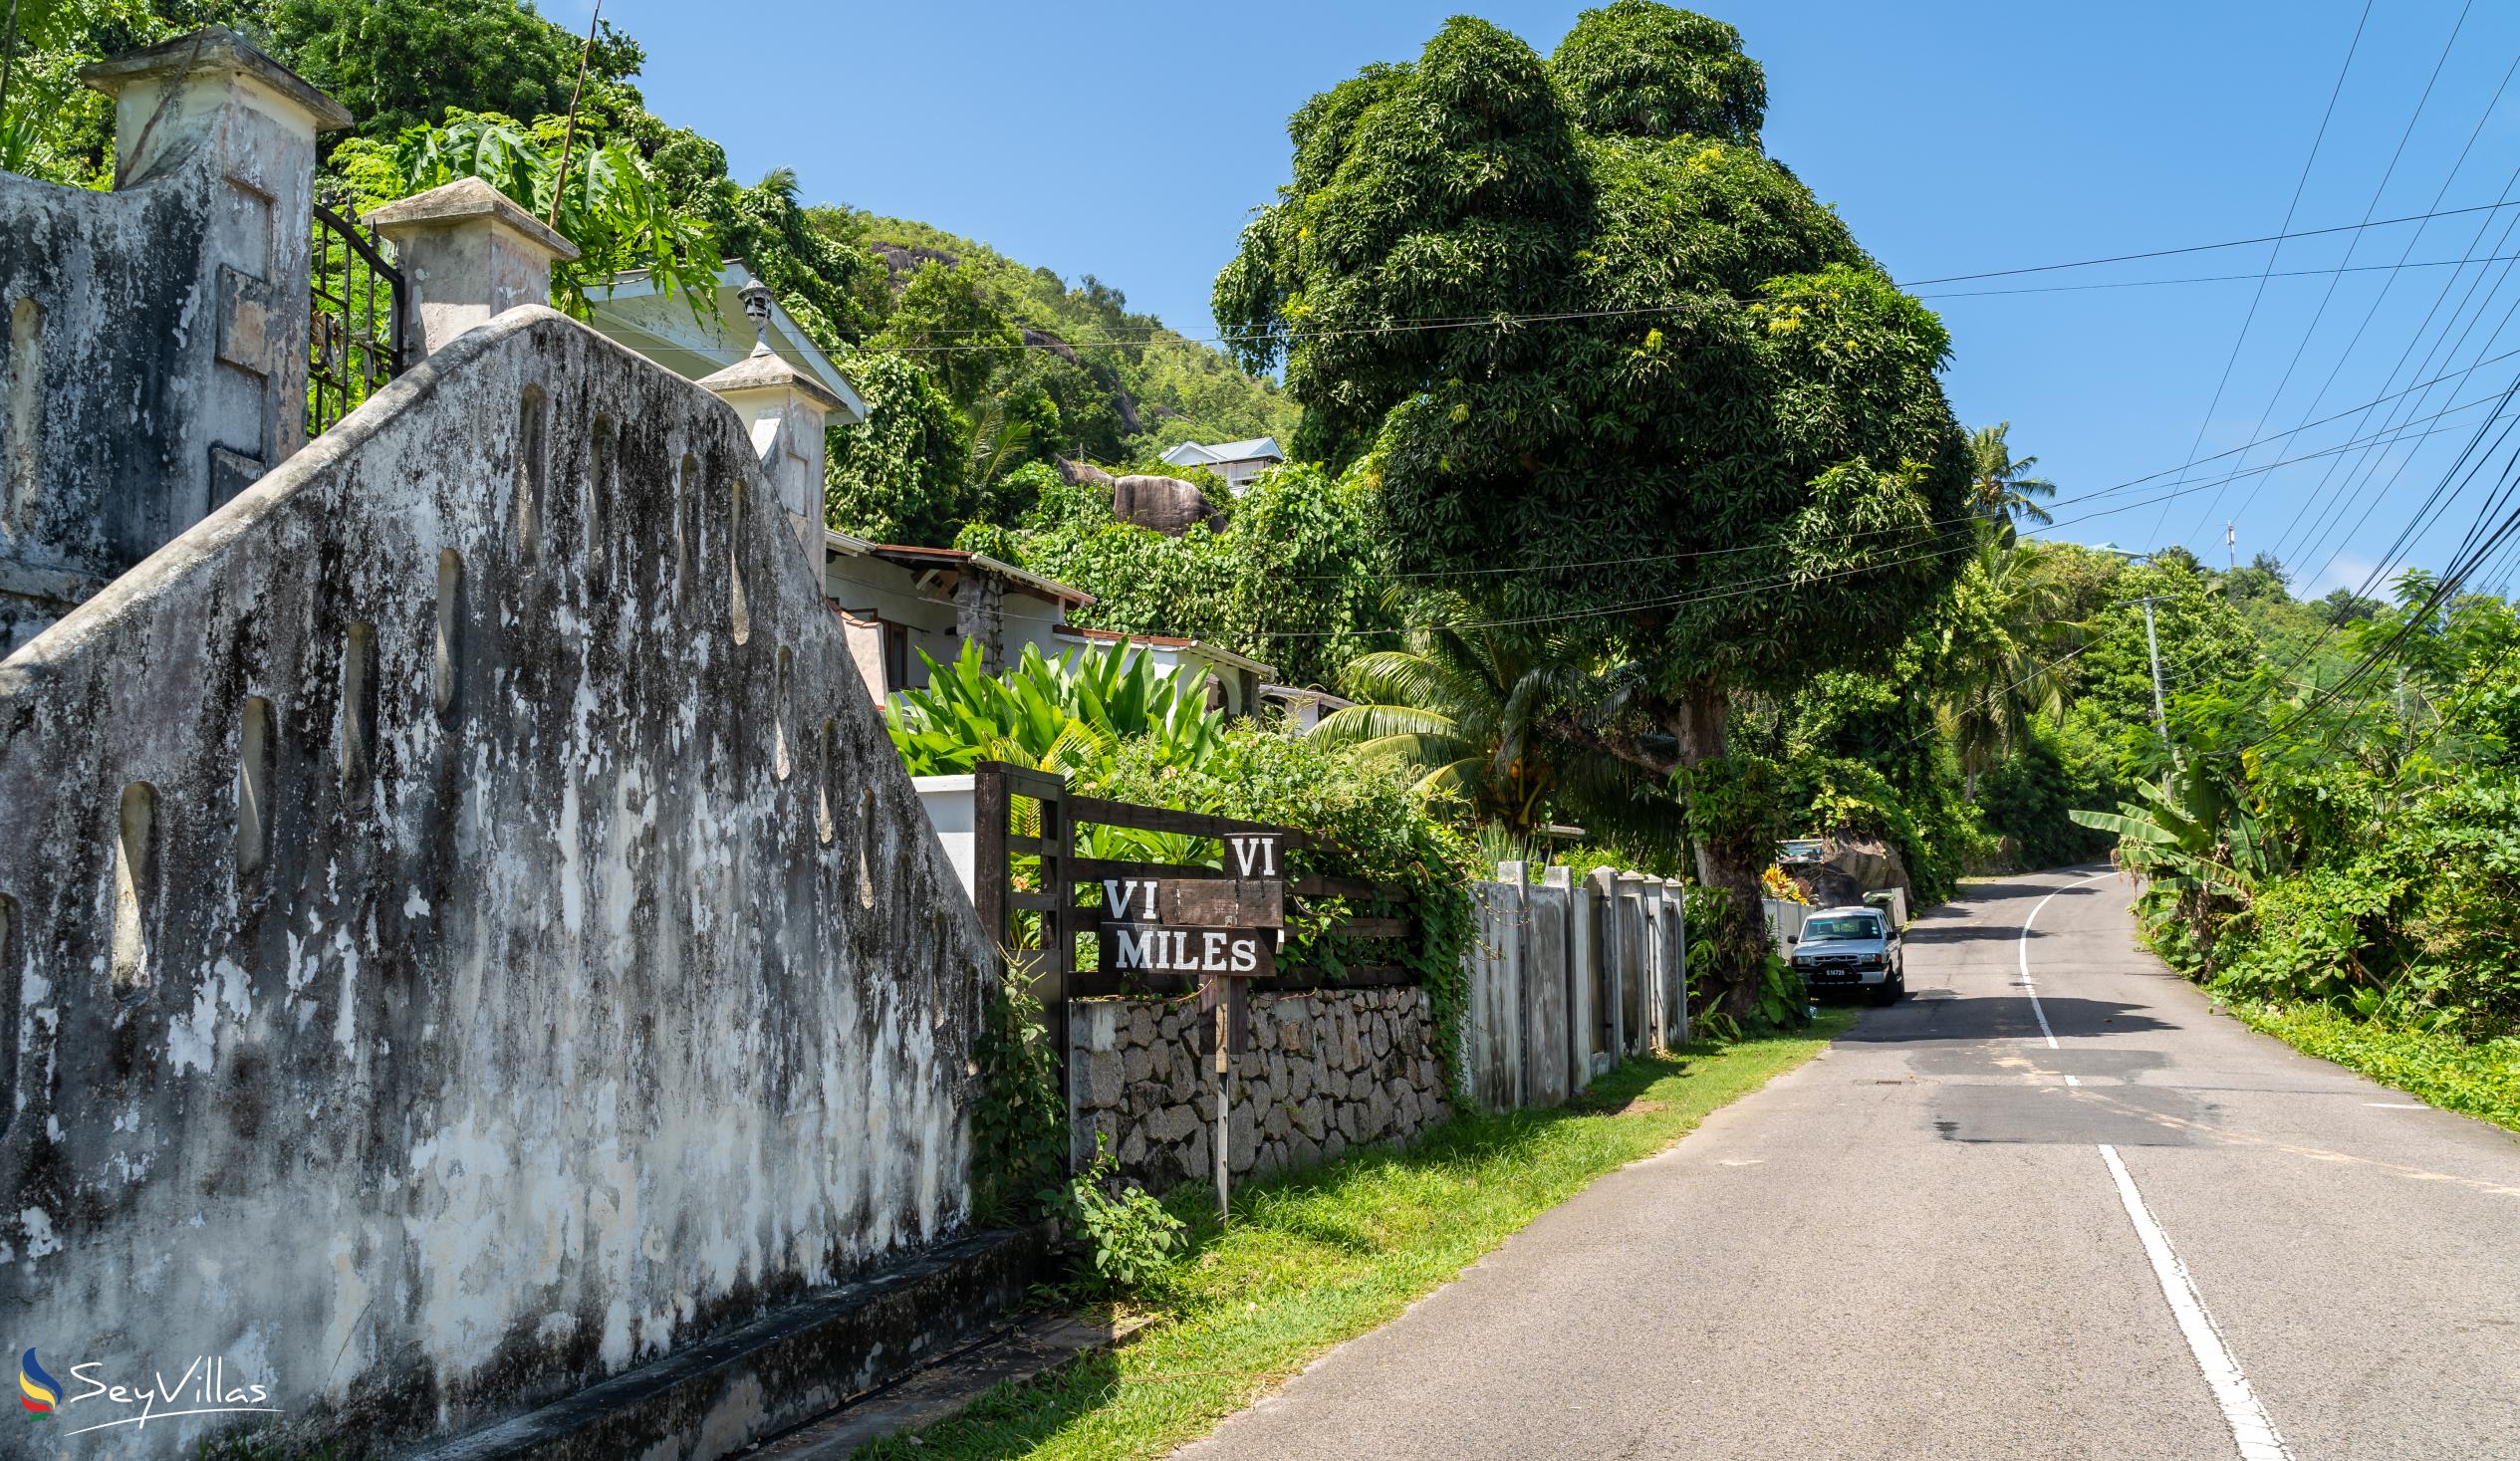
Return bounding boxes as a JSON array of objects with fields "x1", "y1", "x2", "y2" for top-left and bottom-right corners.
[
  {"x1": 2016, "y1": 871, "x2": 2116, "y2": 1051},
  {"x1": 2099, "y1": 1144, "x2": 2294, "y2": 1461},
  {"x1": 2367, "y1": 1101, "x2": 2427, "y2": 1109},
  {"x1": 2013, "y1": 873, "x2": 2291, "y2": 1461}
]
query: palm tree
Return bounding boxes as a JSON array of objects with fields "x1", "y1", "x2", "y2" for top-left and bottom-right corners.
[
  {"x1": 1968, "y1": 422, "x2": 2057, "y2": 531},
  {"x1": 1313, "y1": 601, "x2": 1663, "y2": 840},
  {"x1": 1933, "y1": 532, "x2": 2088, "y2": 796}
]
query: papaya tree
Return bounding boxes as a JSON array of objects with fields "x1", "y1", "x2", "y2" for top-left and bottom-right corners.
[{"x1": 1214, "y1": 1, "x2": 1972, "y2": 1015}]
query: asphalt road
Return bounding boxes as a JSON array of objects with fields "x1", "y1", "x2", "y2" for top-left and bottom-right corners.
[{"x1": 1177, "y1": 866, "x2": 2520, "y2": 1460}]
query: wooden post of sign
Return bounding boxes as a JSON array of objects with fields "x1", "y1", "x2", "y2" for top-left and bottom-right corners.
[{"x1": 1213, "y1": 976, "x2": 1230, "y2": 1220}]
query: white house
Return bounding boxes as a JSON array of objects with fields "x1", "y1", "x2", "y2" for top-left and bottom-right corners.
[
  {"x1": 824, "y1": 535, "x2": 1094, "y2": 700},
  {"x1": 1158, "y1": 436, "x2": 1285, "y2": 496},
  {"x1": 1260, "y1": 683, "x2": 1354, "y2": 732},
  {"x1": 589, "y1": 261, "x2": 866, "y2": 417}
]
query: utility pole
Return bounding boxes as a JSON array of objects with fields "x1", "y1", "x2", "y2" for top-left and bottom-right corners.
[
  {"x1": 2140, "y1": 593, "x2": 2177, "y2": 771},
  {"x1": 2226, "y1": 521, "x2": 2238, "y2": 605},
  {"x1": 2113, "y1": 548, "x2": 2181, "y2": 775}
]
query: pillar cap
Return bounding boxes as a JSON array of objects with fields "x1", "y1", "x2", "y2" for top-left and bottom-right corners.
[
  {"x1": 81, "y1": 25, "x2": 352, "y2": 132},
  {"x1": 697, "y1": 347, "x2": 850, "y2": 413},
  {"x1": 367, "y1": 176, "x2": 580, "y2": 264}
]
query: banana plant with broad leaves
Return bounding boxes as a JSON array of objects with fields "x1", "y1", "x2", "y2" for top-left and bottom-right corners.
[
  {"x1": 885, "y1": 637, "x2": 1223, "y2": 779},
  {"x1": 2071, "y1": 760, "x2": 2290, "y2": 973}
]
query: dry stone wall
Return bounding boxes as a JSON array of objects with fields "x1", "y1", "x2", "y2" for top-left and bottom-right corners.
[{"x1": 1071, "y1": 987, "x2": 1446, "y2": 1191}]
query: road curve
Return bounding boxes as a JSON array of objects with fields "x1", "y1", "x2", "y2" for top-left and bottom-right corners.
[{"x1": 1175, "y1": 867, "x2": 2520, "y2": 1460}]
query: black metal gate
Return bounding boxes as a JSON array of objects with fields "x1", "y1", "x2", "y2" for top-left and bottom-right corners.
[{"x1": 308, "y1": 201, "x2": 406, "y2": 438}]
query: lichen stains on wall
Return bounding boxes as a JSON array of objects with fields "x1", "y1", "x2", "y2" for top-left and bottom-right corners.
[{"x1": 0, "y1": 309, "x2": 988, "y2": 1455}]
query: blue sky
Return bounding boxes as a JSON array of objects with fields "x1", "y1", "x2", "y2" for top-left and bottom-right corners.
[{"x1": 590, "y1": 0, "x2": 2520, "y2": 600}]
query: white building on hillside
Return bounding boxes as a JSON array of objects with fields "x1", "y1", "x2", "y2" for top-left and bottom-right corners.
[{"x1": 1159, "y1": 436, "x2": 1284, "y2": 495}]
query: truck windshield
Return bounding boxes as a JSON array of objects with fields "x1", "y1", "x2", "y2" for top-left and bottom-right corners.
[{"x1": 1803, "y1": 915, "x2": 1880, "y2": 940}]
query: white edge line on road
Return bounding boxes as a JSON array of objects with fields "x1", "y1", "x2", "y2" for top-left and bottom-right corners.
[
  {"x1": 2016, "y1": 870, "x2": 2115, "y2": 1051},
  {"x1": 2097, "y1": 1144, "x2": 2294, "y2": 1461}
]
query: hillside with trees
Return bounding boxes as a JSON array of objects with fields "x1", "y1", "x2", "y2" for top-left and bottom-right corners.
[{"x1": 1, "y1": 0, "x2": 1293, "y2": 552}]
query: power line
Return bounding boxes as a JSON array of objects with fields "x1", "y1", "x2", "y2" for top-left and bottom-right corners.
[
  {"x1": 859, "y1": 209, "x2": 2520, "y2": 358},
  {"x1": 2180, "y1": 3, "x2": 2486, "y2": 547},
  {"x1": 2147, "y1": 0, "x2": 2374, "y2": 547},
  {"x1": 2219, "y1": 49, "x2": 2520, "y2": 543}
]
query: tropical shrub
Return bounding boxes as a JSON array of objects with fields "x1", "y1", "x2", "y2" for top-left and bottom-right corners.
[
  {"x1": 1047, "y1": 1138, "x2": 1187, "y2": 1294},
  {"x1": 884, "y1": 638, "x2": 1223, "y2": 779},
  {"x1": 1090, "y1": 726, "x2": 1483, "y2": 1057}
]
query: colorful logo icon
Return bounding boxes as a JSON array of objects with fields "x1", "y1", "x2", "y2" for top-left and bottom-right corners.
[{"x1": 19, "y1": 1348, "x2": 58, "y2": 1415}]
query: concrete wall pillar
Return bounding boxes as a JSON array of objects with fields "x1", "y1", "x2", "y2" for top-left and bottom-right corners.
[
  {"x1": 368, "y1": 177, "x2": 577, "y2": 363},
  {"x1": 78, "y1": 27, "x2": 348, "y2": 552},
  {"x1": 699, "y1": 347, "x2": 845, "y2": 584},
  {"x1": 1586, "y1": 867, "x2": 1622, "y2": 1061},
  {"x1": 955, "y1": 571, "x2": 1006, "y2": 673},
  {"x1": 1617, "y1": 872, "x2": 1647, "y2": 1054},
  {"x1": 1524, "y1": 865, "x2": 1573, "y2": 1108},
  {"x1": 1567, "y1": 872, "x2": 1599, "y2": 1091}
]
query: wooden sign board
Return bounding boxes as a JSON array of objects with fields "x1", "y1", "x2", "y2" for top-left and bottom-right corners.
[
  {"x1": 1100, "y1": 876, "x2": 1283, "y2": 930},
  {"x1": 1222, "y1": 832, "x2": 1286, "y2": 879},
  {"x1": 1161, "y1": 878, "x2": 1283, "y2": 929},
  {"x1": 1098, "y1": 923, "x2": 1277, "y2": 979}
]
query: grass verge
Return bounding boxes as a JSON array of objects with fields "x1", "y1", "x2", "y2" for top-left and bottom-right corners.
[
  {"x1": 2232, "y1": 1000, "x2": 2520, "y2": 1131},
  {"x1": 861, "y1": 1012, "x2": 1857, "y2": 1460}
]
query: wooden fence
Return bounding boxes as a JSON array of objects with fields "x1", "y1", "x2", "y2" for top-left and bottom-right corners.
[{"x1": 968, "y1": 762, "x2": 1425, "y2": 1129}]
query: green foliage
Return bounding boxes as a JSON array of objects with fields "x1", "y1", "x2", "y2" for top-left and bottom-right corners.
[
  {"x1": 1977, "y1": 719, "x2": 2115, "y2": 869},
  {"x1": 2232, "y1": 1002, "x2": 2520, "y2": 1133},
  {"x1": 1045, "y1": 1137, "x2": 1187, "y2": 1294},
  {"x1": 826, "y1": 351, "x2": 974, "y2": 546},
  {"x1": 1965, "y1": 421, "x2": 2057, "y2": 529},
  {"x1": 2071, "y1": 565, "x2": 2520, "y2": 1071},
  {"x1": 1090, "y1": 726, "x2": 1483, "y2": 1056},
  {"x1": 827, "y1": 210, "x2": 1300, "y2": 466},
  {"x1": 1216, "y1": 5, "x2": 1969, "y2": 1014},
  {"x1": 1552, "y1": 0, "x2": 1766, "y2": 142},
  {"x1": 2066, "y1": 559, "x2": 2256, "y2": 774},
  {"x1": 267, "y1": 0, "x2": 639, "y2": 145},
  {"x1": 1682, "y1": 888, "x2": 1807, "y2": 1041},
  {"x1": 1000, "y1": 458, "x2": 1400, "y2": 691},
  {"x1": 877, "y1": 261, "x2": 1022, "y2": 411},
  {"x1": 884, "y1": 638, "x2": 1224, "y2": 779},
  {"x1": 969, "y1": 979, "x2": 1066, "y2": 1229},
  {"x1": 334, "y1": 109, "x2": 717, "y2": 318},
  {"x1": 1317, "y1": 597, "x2": 1682, "y2": 850}
]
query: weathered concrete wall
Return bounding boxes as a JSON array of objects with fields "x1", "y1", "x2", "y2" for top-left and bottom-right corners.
[
  {"x1": 1464, "y1": 863, "x2": 1685, "y2": 1110},
  {"x1": 1463, "y1": 879, "x2": 1523, "y2": 1109},
  {"x1": 0, "y1": 308, "x2": 989, "y2": 1456},
  {"x1": 0, "y1": 28, "x2": 344, "y2": 655},
  {"x1": 1071, "y1": 987, "x2": 1445, "y2": 1191},
  {"x1": 1519, "y1": 865, "x2": 1571, "y2": 1108}
]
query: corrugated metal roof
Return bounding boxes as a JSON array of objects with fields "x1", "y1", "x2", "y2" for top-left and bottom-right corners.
[{"x1": 1158, "y1": 436, "x2": 1284, "y2": 468}]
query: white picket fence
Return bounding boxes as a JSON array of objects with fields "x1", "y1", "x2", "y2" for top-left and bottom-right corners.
[{"x1": 1459, "y1": 862, "x2": 1688, "y2": 1110}]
